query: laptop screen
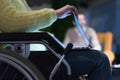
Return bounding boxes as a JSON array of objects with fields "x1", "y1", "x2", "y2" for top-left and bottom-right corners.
[{"x1": 72, "y1": 13, "x2": 92, "y2": 48}]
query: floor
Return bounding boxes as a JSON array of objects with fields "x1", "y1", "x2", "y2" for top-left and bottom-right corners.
[{"x1": 112, "y1": 69, "x2": 120, "y2": 80}]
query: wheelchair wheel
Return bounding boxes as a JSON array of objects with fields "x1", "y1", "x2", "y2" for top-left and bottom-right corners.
[{"x1": 0, "y1": 48, "x2": 46, "y2": 80}]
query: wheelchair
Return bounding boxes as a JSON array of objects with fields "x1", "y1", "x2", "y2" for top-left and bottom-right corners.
[{"x1": 0, "y1": 32, "x2": 88, "y2": 80}]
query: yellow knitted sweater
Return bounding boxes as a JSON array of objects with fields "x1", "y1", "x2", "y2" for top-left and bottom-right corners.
[{"x1": 0, "y1": 0, "x2": 57, "y2": 32}]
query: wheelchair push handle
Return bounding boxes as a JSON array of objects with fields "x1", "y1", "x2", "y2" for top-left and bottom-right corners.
[{"x1": 63, "y1": 43, "x2": 73, "y2": 55}]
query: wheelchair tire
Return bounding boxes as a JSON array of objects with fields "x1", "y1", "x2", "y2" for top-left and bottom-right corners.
[{"x1": 0, "y1": 48, "x2": 46, "y2": 80}]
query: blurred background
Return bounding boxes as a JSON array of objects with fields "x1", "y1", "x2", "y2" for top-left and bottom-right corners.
[{"x1": 26, "y1": 0, "x2": 120, "y2": 65}]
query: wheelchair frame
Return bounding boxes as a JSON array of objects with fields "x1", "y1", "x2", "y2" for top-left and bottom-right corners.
[{"x1": 0, "y1": 32, "x2": 72, "y2": 80}]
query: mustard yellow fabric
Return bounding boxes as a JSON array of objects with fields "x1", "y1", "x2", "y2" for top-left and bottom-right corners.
[
  {"x1": 97, "y1": 32, "x2": 115, "y2": 66},
  {"x1": 0, "y1": 0, "x2": 57, "y2": 32}
]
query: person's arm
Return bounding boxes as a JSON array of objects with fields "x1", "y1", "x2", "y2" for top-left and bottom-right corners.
[
  {"x1": 0, "y1": 0, "x2": 57, "y2": 32},
  {"x1": 89, "y1": 28, "x2": 101, "y2": 51}
]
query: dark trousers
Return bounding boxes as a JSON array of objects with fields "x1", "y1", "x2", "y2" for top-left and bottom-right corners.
[
  {"x1": 28, "y1": 49, "x2": 112, "y2": 80},
  {"x1": 65, "y1": 49, "x2": 112, "y2": 80}
]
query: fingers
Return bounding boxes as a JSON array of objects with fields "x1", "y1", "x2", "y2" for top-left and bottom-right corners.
[
  {"x1": 65, "y1": 5, "x2": 78, "y2": 18},
  {"x1": 55, "y1": 5, "x2": 78, "y2": 19}
]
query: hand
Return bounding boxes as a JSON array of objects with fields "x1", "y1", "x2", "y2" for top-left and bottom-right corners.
[{"x1": 55, "y1": 5, "x2": 78, "y2": 19}]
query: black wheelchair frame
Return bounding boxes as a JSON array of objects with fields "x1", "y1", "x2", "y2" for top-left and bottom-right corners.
[{"x1": 0, "y1": 32, "x2": 76, "y2": 80}]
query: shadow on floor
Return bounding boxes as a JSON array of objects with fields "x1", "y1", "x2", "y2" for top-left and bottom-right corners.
[{"x1": 112, "y1": 69, "x2": 120, "y2": 80}]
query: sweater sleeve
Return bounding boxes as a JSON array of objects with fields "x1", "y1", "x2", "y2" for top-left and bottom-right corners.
[
  {"x1": 0, "y1": 0, "x2": 57, "y2": 32},
  {"x1": 88, "y1": 28, "x2": 101, "y2": 51}
]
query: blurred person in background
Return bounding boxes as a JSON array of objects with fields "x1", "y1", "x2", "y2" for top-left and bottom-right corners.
[{"x1": 64, "y1": 13, "x2": 101, "y2": 51}]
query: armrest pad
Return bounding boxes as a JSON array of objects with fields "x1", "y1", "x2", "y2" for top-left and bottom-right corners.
[{"x1": 0, "y1": 32, "x2": 64, "y2": 53}]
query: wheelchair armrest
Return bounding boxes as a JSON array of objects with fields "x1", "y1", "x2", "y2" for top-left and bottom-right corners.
[{"x1": 0, "y1": 32, "x2": 64, "y2": 53}]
